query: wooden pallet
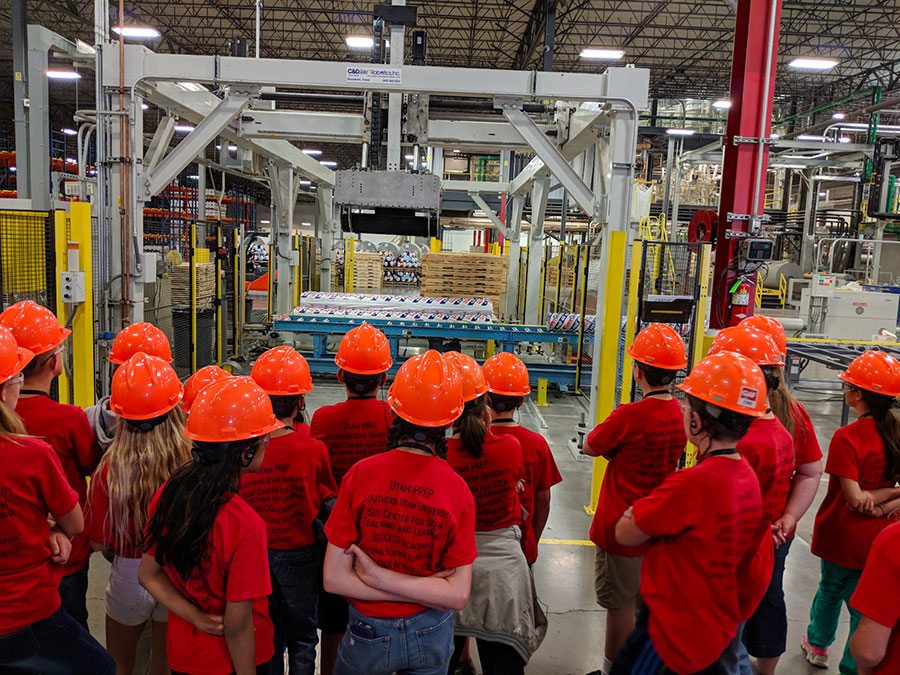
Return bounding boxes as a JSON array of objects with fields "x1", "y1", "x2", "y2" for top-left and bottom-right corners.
[
  {"x1": 171, "y1": 262, "x2": 216, "y2": 308},
  {"x1": 421, "y1": 252, "x2": 508, "y2": 298}
]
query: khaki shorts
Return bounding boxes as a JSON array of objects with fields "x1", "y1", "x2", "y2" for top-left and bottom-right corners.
[{"x1": 593, "y1": 545, "x2": 643, "y2": 610}]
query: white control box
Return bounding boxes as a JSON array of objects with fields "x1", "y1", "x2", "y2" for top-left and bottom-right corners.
[
  {"x1": 60, "y1": 271, "x2": 86, "y2": 303},
  {"x1": 811, "y1": 273, "x2": 838, "y2": 297}
]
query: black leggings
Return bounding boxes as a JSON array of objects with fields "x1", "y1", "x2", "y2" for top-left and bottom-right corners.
[{"x1": 448, "y1": 635, "x2": 526, "y2": 675}]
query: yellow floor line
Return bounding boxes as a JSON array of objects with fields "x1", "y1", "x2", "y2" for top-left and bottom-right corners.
[{"x1": 539, "y1": 538, "x2": 594, "y2": 546}]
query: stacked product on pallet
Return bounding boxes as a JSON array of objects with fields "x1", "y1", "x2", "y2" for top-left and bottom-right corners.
[
  {"x1": 420, "y1": 252, "x2": 509, "y2": 312},
  {"x1": 292, "y1": 291, "x2": 495, "y2": 322},
  {"x1": 171, "y1": 261, "x2": 217, "y2": 369},
  {"x1": 382, "y1": 250, "x2": 422, "y2": 285}
]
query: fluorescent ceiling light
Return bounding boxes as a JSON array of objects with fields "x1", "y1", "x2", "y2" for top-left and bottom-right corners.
[
  {"x1": 88, "y1": 169, "x2": 96, "y2": 175},
  {"x1": 818, "y1": 191, "x2": 826, "y2": 196},
  {"x1": 62, "y1": 128, "x2": 77, "y2": 136},
  {"x1": 112, "y1": 26, "x2": 160, "y2": 39},
  {"x1": 666, "y1": 128, "x2": 695, "y2": 136},
  {"x1": 839, "y1": 136, "x2": 851, "y2": 143},
  {"x1": 186, "y1": 174, "x2": 199, "y2": 180},
  {"x1": 712, "y1": 100, "x2": 732, "y2": 109},
  {"x1": 832, "y1": 112, "x2": 845, "y2": 120},
  {"x1": 260, "y1": 220, "x2": 270, "y2": 224},
  {"x1": 834, "y1": 122, "x2": 900, "y2": 131},
  {"x1": 301, "y1": 222, "x2": 312, "y2": 226},
  {"x1": 10, "y1": 167, "x2": 16, "y2": 172},
  {"x1": 227, "y1": 145, "x2": 238, "y2": 151},
  {"x1": 580, "y1": 48, "x2": 625, "y2": 60},
  {"x1": 178, "y1": 82, "x2": 205, "y2": 92},
  {"x1": 46, "y1": 70, "x2": 81, "y2": 80},
  {"x1": 320, "y1": 160, "x2": 337, "y2": 167},
  {"x1": 346, "y1": 36, "x2": 374, "y2": 49},
  {"x1": 770, "y1": 133, "x2": 780, "y2": 139},
  {"x1": 797, "y1": 134, "x2": 825, "y2": 141},
  {"x1": 302, "y1": 149, "x2": 322, "y2": 156},
  {"x1": 173, "y1": 125, "x2": 194, "y2": 133},
  {"x1": 141, "y1": 103, "x2": 149, "y2": 110},
  {"x1": 789, "y1": 57, "x2": 838, "y2": 70},
  {"x1": 299, "y1": 180, "x2": 312, "y2": 186},
  {"x1": 405, "y1": 155, "x2": 415, "y2": 160}
]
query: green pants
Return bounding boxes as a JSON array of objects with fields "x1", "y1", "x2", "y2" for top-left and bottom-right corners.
[{"x1": 806, "y1": 558, "x2": 862, "y2": 675}]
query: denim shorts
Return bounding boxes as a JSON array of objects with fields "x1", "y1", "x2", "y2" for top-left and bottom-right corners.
[
  {"x1": 335, "y1": 605, "x2": 454, "y2": 675},
  {"x1": 106, "y1": 555, "x2": 167, "y2": 626}
]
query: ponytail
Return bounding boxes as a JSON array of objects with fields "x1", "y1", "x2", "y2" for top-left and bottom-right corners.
[
  {"x1": 860, "y1": 389, "x2": 900, "y2": 483},
  {"x1": 455, "y1": 396, "x2": 487, "y2": 459},
  {"x1": 0, "y1": 396, "x2": 26, "y2": 438},
  {"x1": 764, "y1": 366, "x2": 797, "y2": 436}
]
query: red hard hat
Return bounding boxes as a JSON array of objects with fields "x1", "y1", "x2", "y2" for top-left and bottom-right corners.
[
  {"x1": 708, "y1": 327, "x2": 784, "y2": 367},
  {"x1": 0, "y1": 300, "x2": 71, "y2": 355},
  {"x1": 739, "y1": 315, "x2": 787, "y2": 356},
  {"x1": 0, "y1": 325, "x2": 34, "y2": 385},
  {"x1": 442, "y1": 351, "x2": 488, "y2": 402},
  {"x1": 185, "y1": 376, "x2": 283, "y2": 442},
  {"x1": 677, "y1": 352, "x2": 768, "y2": 417},
  {"x1": 110, "y1": 352, "x2": 183, "y2": 420},
  {"x1": 251, "y1": 346, "x2": 314, "y2": 395},
  {"x1": 840, "y1": 350, "x2": 900, "y2": 397},
  {"x1": 482, "y1": 352, "x2": 531, "y2": 397},
  {"x1": 627, "y1": 323, "x2": 687, "y2": 370},
  {"x1": 182, "y1": 365, "x2": 231, "y2": 414},
  {"x1": 388, "y1": 350, "x2": 464, "y2": 427},
  {"x1": 335, "y1": 323, "x2": 393, "y2": 375},
  {"x1": 108, "y1": 323, "x2": 172, "y2": 365}
]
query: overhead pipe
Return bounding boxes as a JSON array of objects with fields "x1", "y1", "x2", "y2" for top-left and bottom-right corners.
[{"x1": 255, "y1": 0, "x2": 261, "y2": 58}]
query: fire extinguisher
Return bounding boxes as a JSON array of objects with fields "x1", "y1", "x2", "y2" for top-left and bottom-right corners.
[
  {"x1": 728, "y1": 274, "x2": 756, "y2": 325},
  {"x1": 731, "y1": 278, "x2": 751, "y2": 307}
]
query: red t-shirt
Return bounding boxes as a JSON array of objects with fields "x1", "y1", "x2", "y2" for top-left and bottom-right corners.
[
  {"x1": 446, "y1": 433, "x2": 524, "y2": 532},
  {"x1": 146, "y1": 488, "x2": 274, "y2": 674},
  {"x1": 587, "y1": 396, "x2": 685, "y2": 556},
  {"x1": 851, "y1": 522, "x2": 900, "y2": 674},
  {"x1": 240, "y1": 431, "x2": 338, "y2": 550},
  {"x1": 491, "y1": 424, "x2": 563, "y2": 563},
  {"x1": 737, "y1": 416, "x2": 795, "y2": 527},
  {"x1": 325, "y1": 449, "x2": 477, "y2": 619},
  {"x1": 0, "y1": 436, "x2": 79, "y2": 635},
  {"x1": 85, "y1": 464, "x2": 141, "y2": 558},
  {"x1": 791, "y1": 402, "x2": 823, "y2": 467},
  {"x1": 310, "y1": 397, "x2": 393, "y2": 485},
  {"x1": 16, "y1": 394, "x2": 102, "y2": 575},
  {"x1": 293, "y1": 421, "x2": 310, "y2": 437},
  {"x1": 812, "y1": 417, "x2": 895, "y2": 570},
  {"x1": 633, "y1": 456, "x2": 765, "y2": 674}
]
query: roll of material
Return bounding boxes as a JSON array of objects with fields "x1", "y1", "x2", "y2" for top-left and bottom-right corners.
[
  {"x1": 761, "y1": 260, "x2": 801, "y2": 289},
  {"x1": 688, "y1": 210, "x2": 717, "y2": 244}
]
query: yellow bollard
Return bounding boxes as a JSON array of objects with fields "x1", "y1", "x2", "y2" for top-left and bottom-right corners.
[
  {"x1": 536, "y1": 378, "x2": 548, "y2": 407},
  {"x1": 486, "y1": 339, "x2": 495, "y2": 358}
]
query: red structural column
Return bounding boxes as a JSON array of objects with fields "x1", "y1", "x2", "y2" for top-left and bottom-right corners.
[{"x1": 712, "y1": 0, "x2": 783, "y2": 328}]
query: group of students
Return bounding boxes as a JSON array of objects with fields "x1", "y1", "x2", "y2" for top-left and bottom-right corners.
[
  {"x1": 586, "y1": 316, "x2": 900, "y2": 675},
  {"x1": 0, "y1": 303, "x2": 564, "y2": 675},
  {"x1": 0, "y1": 298, "x2": 898, "y2": 675}
]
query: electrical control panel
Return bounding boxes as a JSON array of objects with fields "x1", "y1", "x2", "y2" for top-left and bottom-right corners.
[
  {"x1": 60, "y1": 271, "x2": 86, "y2": 303},
  {"x1": 740, "y1": 238, "x2": 775, "y2": 262}
]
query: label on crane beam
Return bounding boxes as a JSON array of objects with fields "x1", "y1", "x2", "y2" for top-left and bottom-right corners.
[{"x1": 346, "y1": 66, "x2": 402, "y2": 85}]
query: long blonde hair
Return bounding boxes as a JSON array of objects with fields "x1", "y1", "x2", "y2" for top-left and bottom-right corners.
[
  {"x1": 0, "y1": 383, "x2": 27, "y2": 439},
  {"x1": 93, "y1": 406, "x2": 191, "y2": 554},
  {"x1": 766, "y1": 366, "x2": 798, "y2": 436}
]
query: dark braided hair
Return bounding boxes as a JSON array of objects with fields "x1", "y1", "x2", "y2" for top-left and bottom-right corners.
[
  {"x1": 386, "y1": 416, "x2": 449, "y2": 459},
  {"x1": 142, "y1": 436, "x2": 264, "y2": 579}
]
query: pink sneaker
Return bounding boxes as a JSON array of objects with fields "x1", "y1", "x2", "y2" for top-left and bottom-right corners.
[{"x1": 802, "y1": 634, "x2": 828, "y2": 668}]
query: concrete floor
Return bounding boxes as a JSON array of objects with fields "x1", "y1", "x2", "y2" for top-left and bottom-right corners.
[{"x1": 84, "y1": 366, "x2": 853, "y2": 674}]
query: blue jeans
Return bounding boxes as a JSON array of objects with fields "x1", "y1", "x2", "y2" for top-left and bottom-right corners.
[
  {"x1": 335, "y1": 606, "x2": 454, "y2": 675},
  {"x1": 268, "y1": 545, "x2": 320, "y2": 675},
  {"x1": 58, "y1": 561, "x2": 90, "y2": 630},
  {"x1": 0, "y1": 606, "x2": 115, "y2": 674},
  {"x1": 717, "y1": 622, "x2": 752, "y2": 675}
]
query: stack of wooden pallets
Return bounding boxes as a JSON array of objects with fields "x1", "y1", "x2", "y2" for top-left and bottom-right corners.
[
  {"x1": 332, "y1": 251, "x2": 383, "y2": 290},
  {"x1": 171, "y1": 262, "x2": 216, "y2": 308},
  {"x1": 420, "y1": 252, "x2": 509, "y2": 310}
]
